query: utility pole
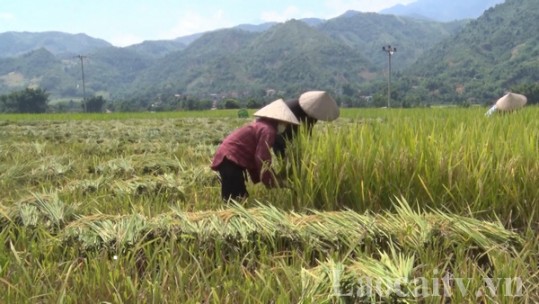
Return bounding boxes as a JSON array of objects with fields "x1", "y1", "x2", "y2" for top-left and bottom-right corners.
[
  {"x1": 382, "y1": 45, "x2": 397, "y2": 108},
  {"x1": 75, "y1": 55, "x2": 87, "y2": 112}
]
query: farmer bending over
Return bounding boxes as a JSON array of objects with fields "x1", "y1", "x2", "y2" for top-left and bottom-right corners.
[{"x1": 211, "y1": 98, "x2": 300, "y2": 202}]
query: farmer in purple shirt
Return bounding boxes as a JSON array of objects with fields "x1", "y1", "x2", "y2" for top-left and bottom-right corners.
[{"x1": 211, "y1": 98, "x2": 300, "y2": 201}]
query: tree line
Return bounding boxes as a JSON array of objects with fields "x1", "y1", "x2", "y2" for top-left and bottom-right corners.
[
  {"x1": 0, "y1": 88, "x2": 106, "y2": 113},
  {"x1": 0, "y1": 88, "x2": 269, "y2": 113},
  {"x1": 1, "y1": 83, "x2": 537, "y2": 114}
]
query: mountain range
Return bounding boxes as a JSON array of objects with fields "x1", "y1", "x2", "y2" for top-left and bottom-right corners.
[
  {"x1": 404, "y1": 0, "x2": 539, "y2": 104},
  {"x1": 0, "y1": 12, "x2": 464, "y2": 102},
  {"x1": 381, "y1": 0, "x2": 506, "y2": 21},
  {"x1": 1, "y1": 0, "x2": 537, "y2": 109}
]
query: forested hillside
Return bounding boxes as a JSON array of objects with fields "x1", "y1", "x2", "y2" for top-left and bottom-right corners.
[
  {"x1": 400, "y1": 0, "x2": 539, "y2": 104},
  {"x1": 381, "y1": 0, "x2": 505, "y2": 21},
  {"x1": 0, "y1": 31, "x2": 111, "y2": 58},
  {"x1": 0, "y1": 12, "x2": 461, "y2": 105},
  {"x1": 132, "y1": 20, "x2": 373, "y2": 99},
  {"x1": 116, "y1": 13, "x2": 467, "y2": 103},
  {"x1": 1, "y1": 0, "x2": 537, "y2": 110},
  {"x1": 317, "y1": 11, "x2": 465, "y2": 69}
]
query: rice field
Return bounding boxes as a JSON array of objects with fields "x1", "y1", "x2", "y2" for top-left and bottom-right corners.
[{"x1": 0, "y1": 107, "x2": 537, "y2": 303}]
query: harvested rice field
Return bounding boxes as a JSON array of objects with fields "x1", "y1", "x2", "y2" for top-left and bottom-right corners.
[{"x1": 0, "y1": 108, "x2": 537, "y2": 303}]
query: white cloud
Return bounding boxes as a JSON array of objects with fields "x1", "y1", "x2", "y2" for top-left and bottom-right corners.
[
  {"x1": 75, "y1": 1, "x2": 421, "y2": 46},
  {"x1": 160, "y1": 10, "x2": 234, "y2": 39},
  {"x1": 260, "y1": 6, "x2": 316, "y2": 23},
  {"x1": 257, "y1": 1, "x2": 417, "y2": 24},
  {"x1": 322, "y1": 0, "x2": 417, "y2": 18},
  {"x1": 102, "y1": 9, "x2": 237, "y2": 46},
  {"x1": 109, "y1": 34, "x2": 145, "y2": 47},
  {"x1": 0, "y1": 12, "x2": 15, "y2": 22}
]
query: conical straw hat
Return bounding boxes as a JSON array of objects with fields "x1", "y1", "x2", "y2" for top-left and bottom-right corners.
[
  {"x1": 298, "y1": 91, "x2": 339, "y2": 121},
  {"x1": 254, "y1": 99, "x2": 300, "y2": 125},
  {"x1": 495, "y1": 92, "x2": 527, "y2": 111}
]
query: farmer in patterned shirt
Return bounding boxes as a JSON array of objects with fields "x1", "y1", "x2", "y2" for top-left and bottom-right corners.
[{"x1": 211, "y1": 98, "x2": 299, "y2": 202}]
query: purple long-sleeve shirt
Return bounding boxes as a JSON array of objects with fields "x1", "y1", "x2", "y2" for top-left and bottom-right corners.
[{"x1": 211, "y1": 119, "x2": 277, "y2": 187}]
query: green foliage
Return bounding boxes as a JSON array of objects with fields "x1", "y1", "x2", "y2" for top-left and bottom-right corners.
[
  {"x1": 0, "y1": 31, "x2": 111, "y2": 58},
  {"x1": 0, "y1": 88, "x2": 49, "y2": 113},
  {"x1": 0, "y1": 15, "x2": 465, "y2": 105},
  {"x1": 237, "y1": 108, "x2": 249, "y2": 118},
  {"x1": 84, "y1": 95, "x2": 106, "y2": 112},
  {"x1": 246, "y1": 98, "x2": 261, "y2": 109},
  {"x1": 403, "y1": 0, "x2": 539, "y2": 103},
  {"x1": 318, "y1": 12, "x2": 466, "y2": 69},
  {"x1": 124, "y1": 40, "x2": 186, "y2": 59},
  {"x1": 242, "y1": 20, "x2": 373, "y2": 96},
  {"x1": 223, "y1": 98, "x2": 240, "y2": 109},
  {"x1": 511, "y1": 82, "x2": 539, "y2": 105}
]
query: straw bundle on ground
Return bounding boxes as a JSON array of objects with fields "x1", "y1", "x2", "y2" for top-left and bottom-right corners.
[
  {"x1": 0, "y1": 193, "x2": 521, "y2": 256},
  {"x1": 55, "y1": 198, "x2": 521, "y2": 254}
]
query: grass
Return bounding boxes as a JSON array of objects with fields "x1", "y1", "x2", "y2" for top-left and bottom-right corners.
[
  {"x1": 287, "y1": 108, "x2": 539, "y2": 225},
  {"x1": 0, "y1": 107, "x2": 537, "y2": 302},
  {"x1": 0, "y1": 109, "x2": 248, "y2": 121}
]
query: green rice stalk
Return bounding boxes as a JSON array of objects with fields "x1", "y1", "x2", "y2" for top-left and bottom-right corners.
[{"x1": 301, "y1": 248, "x2": 415, "y2": 303}]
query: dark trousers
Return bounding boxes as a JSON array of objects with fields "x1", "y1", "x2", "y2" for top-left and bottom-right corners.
[{"x1": 217, "y1": 157, "x2": 248, "y2": 201}]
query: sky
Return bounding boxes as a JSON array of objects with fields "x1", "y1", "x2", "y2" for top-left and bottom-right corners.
[{"x1": 0, "y1": 0, "x2": 416, "y2": 47}]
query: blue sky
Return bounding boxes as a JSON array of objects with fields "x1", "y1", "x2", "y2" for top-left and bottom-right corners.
[{"x1": 0, "y1": 0, "x2": 415, "y2": 47}]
